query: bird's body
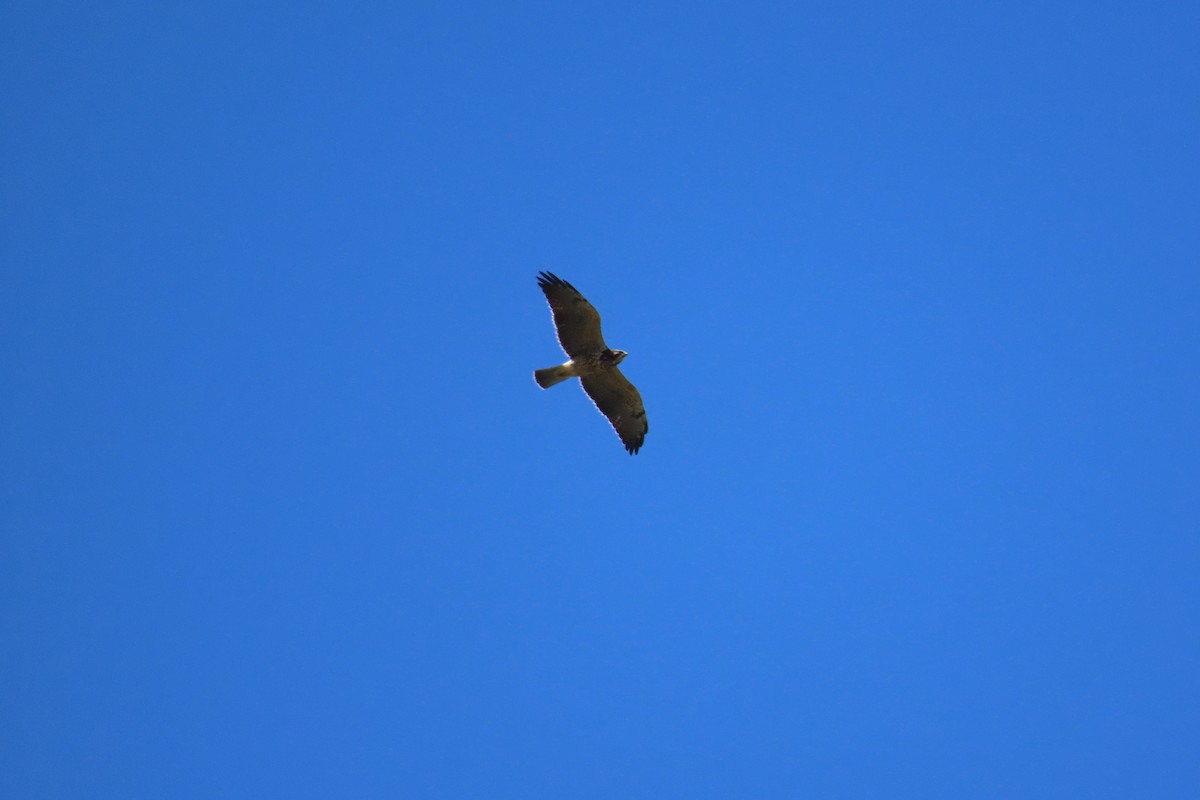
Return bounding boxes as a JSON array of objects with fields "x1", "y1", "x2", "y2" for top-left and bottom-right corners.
[
  {"x1": 534, "y1": 349, "x2": 626, "y2": 389},
  {"x1": 533, "y1": 272, "x2": 648, "y2": 454}
]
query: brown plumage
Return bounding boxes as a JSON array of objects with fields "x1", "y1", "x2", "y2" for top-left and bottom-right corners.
[{"x1": 533, "y1": 272, "x2": 648, "y2": 455}]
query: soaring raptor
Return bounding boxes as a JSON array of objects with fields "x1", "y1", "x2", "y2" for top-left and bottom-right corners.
[{"x1": 533, "y1": 271, "x2": 648, "y2": 455}]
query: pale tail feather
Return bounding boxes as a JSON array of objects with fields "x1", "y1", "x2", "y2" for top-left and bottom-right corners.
[{"x1": 534, "y1": 364, "x2": 573, "y2": 389}]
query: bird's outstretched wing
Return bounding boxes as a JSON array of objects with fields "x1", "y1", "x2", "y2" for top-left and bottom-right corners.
[
  {"x1": 537, "y1": 271, "x2": 606, "y2": 358},
  {"x1": 581, "y1": 368, "x2": 649, "y2": 455}
]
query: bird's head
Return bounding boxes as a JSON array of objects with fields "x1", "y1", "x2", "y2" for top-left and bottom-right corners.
[{"x1": 609, "y1": 349, "x2": 628, "y2": 365}]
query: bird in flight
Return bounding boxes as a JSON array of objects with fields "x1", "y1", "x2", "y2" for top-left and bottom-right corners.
[{"x1": 533, "y1": 271, "x2": 648, "y2": 455}]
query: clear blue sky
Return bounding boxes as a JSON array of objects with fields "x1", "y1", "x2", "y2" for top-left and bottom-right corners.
[{"x1": 3, "y1": 2, "x2": 1198, "y2": 797}]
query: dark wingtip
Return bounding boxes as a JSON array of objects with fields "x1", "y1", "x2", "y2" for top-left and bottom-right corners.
[
  {"x1": 626, "y1": 416, "x2": 647, "y2": 454},
  {"x1": 536, "y1": 271, "x2": 578, "y2": 294}
]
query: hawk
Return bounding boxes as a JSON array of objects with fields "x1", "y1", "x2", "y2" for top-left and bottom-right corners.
[{"x1": 533, "y1": 271, "x2": 648, "y2": 455}]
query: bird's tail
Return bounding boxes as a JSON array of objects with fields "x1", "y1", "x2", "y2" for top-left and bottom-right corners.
[{"x1": 534, "y1": 364, "x2": 574, "y2": 389}]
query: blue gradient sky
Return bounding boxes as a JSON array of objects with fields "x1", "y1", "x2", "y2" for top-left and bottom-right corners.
[{"x1": 3, "y1": 2, "x2": 1198, "y2": 798}]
